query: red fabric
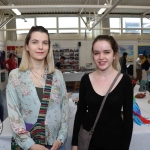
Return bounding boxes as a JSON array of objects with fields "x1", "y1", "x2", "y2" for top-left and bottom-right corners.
[{"x1": 3, "y1": 58, "x2": 17, "y2": 71}]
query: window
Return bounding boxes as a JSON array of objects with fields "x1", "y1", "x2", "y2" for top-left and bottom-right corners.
[
  {"x1": 123, "y1": 18, "x2": 141, "y2": 33},
  {"x1": 109, "y1": 18, "x2": 120, "y2": 33},
  {"x1": 36, "y1": 17, "x2": 57, "y2": 33},
  {"x1": 16, "y1": 18, "x2": 34, "y2": 34},
  {"x1": 59, "y1": 30, "x2": 78, "y2": 33},
  {"x1": 58, "y1": 17, "x2": 78, "y2": 28},
  {"x1": 142, "y1": 18, "x2": 150, "y2": 33}
]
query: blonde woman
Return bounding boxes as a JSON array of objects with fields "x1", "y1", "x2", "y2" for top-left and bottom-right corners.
[
  {"x1": 72, "y1": 35, "x2": 133, "y2": 150},
  {"x1": 6, "y1": 26, "x2": 69, "y2": 150}
]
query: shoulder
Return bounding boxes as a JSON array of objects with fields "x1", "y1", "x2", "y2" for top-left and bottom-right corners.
[
  {"x1": 80, "y1": 73, "x2": 89, "y2": 83},
  {"x1": 53, "y1": 69, "x2": 63, "y2": 79},
  {"x1": 9, "y1": 68, "x2": 26, "y2": 77},
  {"x1": 122, "y1": 74, "x2": 132, "y2": 85}
]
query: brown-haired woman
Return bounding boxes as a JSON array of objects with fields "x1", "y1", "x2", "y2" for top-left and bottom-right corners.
[{"x1": 72, "y1": 35, "x2": 133, "y2": 150}]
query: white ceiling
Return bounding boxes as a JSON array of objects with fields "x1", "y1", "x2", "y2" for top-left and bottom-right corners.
[{"x1": 0, "y1": 0, "x2": 150, "y2": 16}]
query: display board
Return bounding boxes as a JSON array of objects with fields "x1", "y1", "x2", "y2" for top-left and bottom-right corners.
[{"x1": 53, "y1": 48, "x2": 79, "y2": 71}]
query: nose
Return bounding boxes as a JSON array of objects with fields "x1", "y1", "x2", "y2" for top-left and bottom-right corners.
[
  {"x1": 38, "y1": 42, "x2": 43, "y2": 49},
  {"x1": 98, "y1": 53, "x2": 104, "y2": 59}
]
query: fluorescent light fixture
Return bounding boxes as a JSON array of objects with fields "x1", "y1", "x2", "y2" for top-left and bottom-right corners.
[
  {"x1": 12, "y1": 9, "x2": 21, "y2": 15},
  {"x1": 98, "y1": 3, "x2": 107, "y2": 14},
  {"x1": 8, "y1": 4, "x2": 21, "y2": 15}
]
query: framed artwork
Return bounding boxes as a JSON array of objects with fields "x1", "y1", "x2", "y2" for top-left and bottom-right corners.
[
  {"x1": 7, "y1": 46, "x2": 15, "y2": 58},
  {"x1": 119, "y1": 45, "x2": 134, "y2": 62}
]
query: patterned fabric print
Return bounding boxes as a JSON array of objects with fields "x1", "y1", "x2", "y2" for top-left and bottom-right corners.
[
  {"x1": 11, "y1": 73, "x2": 53, "y2": 149},
  {"x1": 6, "y1": 69, "x2": 69, "y2": 150},
  {"x1": 30, "y1": 73, "x2": 53, "y2": 145}
]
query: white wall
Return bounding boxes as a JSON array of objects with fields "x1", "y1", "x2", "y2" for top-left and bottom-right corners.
[{"x1": 6, "y1": 39, "x2": 150, "y2": 79}]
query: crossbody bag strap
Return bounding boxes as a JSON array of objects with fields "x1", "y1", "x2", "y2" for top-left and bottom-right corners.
[{"x1": 90, "y1": 72, "x2": 121, "y2": 133}]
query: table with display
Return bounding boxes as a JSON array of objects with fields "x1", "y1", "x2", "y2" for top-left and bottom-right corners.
[{"x1": 1, "y1": 86, "x2": 150, "y2": 150}]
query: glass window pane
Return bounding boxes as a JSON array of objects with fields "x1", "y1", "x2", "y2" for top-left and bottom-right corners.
[
  {"x1": 109, "y1": 18, "x2": 120, "y2": 33},
  {"x1": 59, "y1": 17, "x2": 78, "y2": 28},
  {"x1": 36, "y1": 17, "x2": 56, "y2": 28},
  {"x1": 81, "y1": 29, "x2": 92, "y2": 34},
  {"x1": 59, "y1": 30, "x2": 78, "y2": 33},
  {"x1": 80, "y1": 17, "x2": 86, "y2": 28},
  {"x1": 16, "y1": 18, "x2": 34, "y2": 34},
  {"x1": 48, "y1": 30, "x2": 57, "y2": 33},
  {"x1": 123, "y1": 18, "x2": 141, "y2": 33},
  {"x1": 142, "y1": 18, "x2": 150, "y2": 33}
]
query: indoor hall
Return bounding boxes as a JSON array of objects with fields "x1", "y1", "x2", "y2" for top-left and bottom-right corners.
[{"x1": 0, "y1": 0, "x2": 150, "y2": 150}]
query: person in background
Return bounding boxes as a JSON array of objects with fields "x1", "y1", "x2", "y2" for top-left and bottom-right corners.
[
  {"x1": 3, "y1": 53, "x2": 17, "y2": 75},
  {"x1": 142, "y1": 53, "x2": 150, "y2": 91},
  {"x1": 72, "y1": 35, "x2": 133, "y2": 150},
  {"x1": 6, "y1": 26, "x2": 69, "y2": 150},
  {"x1": 120, "y1": 52, "x2": 128, "y2": 74},
  {"x1": 55, "y1": 56, "x2": 66, "y2": 72},
  {"x1": 135, "y1": 54, "x2": 143, "y2": 83}
]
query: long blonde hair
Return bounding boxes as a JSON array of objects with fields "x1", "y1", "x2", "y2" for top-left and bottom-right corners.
[
  {"x1": 19, "y1": 26, "x2": 55, "y2": 74},
  {"x1": 91, "y1": 35, "x2": 121, "y2": 71}
]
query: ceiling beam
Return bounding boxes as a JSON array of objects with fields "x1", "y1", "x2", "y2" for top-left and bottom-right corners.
[
  {"x1": 89, "y1": 0, "x2": 123, "y2": 30},
  {"x1": 142, "y1": 10, "x2": 150, "y2": 16},
  {"x1": 0, "y1": 5, "x2": 150, "y2": 10},
  {"x1": 79, "y1": 0, "x2": 89, "y2": 14},
  {"x1": 0, "y1": 15, "x2": 14, "y2": 29}
]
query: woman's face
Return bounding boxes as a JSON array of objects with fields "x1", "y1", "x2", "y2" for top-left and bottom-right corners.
[
  {"x1": 26, "y1": 31, "x2": 49, "y2": 61},
  {"x1": 93, "y1": 40, "x2": 116, "y2": 71}
]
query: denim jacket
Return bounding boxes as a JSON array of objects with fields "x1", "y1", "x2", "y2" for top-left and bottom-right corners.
[{"x1": 6, "y1": 68, "x2": 69, "y2": 150}]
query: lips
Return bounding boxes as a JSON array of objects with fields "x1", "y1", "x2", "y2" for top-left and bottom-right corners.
[
  {"x1": 36, "y1": 52, "x2": 44, "y2": 54},
  {"x1": 98, "y1": 61, "x2": 106, "y2": 66}
]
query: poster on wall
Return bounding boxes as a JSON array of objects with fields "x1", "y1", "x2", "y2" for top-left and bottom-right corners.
[
  {"x1": 119, "y1": 45, "x2": 134, "y2": 62},
  {"x1": 7, "y1": 46, "x2": 15, "y2": 58},
  {"x1": 137, "y1": 45, "x2": 150, "y2": 63},
  {"x1": 15, "y1": 46, "x2": 23, "y2": 58}
]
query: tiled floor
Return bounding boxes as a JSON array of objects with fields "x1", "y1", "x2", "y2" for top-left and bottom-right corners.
[{"x1": 1, "y1": 86, "x2": 79, "y2": 121}]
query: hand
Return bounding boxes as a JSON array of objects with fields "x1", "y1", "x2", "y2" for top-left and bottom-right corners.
[
  {"x1": 29, "y1": 144, "x2": 48, "y2": 150},
  {"x1": 51, "y1": 140, "x2": 62, "y2": 150},
  {"x1": 72, "y1": 146, "x2": 78, "y2": 150}
]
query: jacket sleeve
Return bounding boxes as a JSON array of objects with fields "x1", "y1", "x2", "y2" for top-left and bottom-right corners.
[
  {"x1": 72, "y1": 75, "x2": 87, "y2": 146},
  {"x1": 57, "y1": 72, "x2": 69, "y2": 144},
  {"x1": 121, "y1": 75, "x2": 133, "y2": 150},
  {"x1": 6, "y1": 72, "x2": 35, "y2": 150}
]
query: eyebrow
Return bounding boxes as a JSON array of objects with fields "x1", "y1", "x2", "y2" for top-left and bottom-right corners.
[
  {"x1": 31, "y1": 39, "x2": 48, "y2": 42},
  {"x1": 93, "y1": 49, "x2": 111, "y2": 52}
]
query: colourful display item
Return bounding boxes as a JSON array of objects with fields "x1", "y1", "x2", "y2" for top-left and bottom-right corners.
[{"x1": 133, "y1": 97, "x2": 150, "y2": 126}]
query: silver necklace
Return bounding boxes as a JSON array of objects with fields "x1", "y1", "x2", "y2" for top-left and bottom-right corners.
[{"x1": 31, "y1": 70, "x2": 45, "y2": 88}]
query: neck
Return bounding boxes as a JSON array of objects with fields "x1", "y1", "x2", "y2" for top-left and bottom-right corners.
[
  {"x1": 30, "y1": 58, "x2": 46, "y2": 73},
  {"x1": 96, "y1": 67, "x2": 117, "y2": 78}
]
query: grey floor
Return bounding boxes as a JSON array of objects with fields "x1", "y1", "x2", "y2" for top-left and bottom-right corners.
[{"x1": 1, "y1": 86, "x2": 79, "y2": 121}]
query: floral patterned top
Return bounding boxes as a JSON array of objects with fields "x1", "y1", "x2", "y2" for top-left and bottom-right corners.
[{"x1": 6, "y1": 68, "x2": 69, "y2": 150}]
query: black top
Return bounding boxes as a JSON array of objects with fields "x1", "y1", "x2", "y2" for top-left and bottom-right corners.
[
  {"x1": 36, "y1": 87, "x2": 43, "y2": 101},
  {"x1": 142, "y1": 60, "x2": 150, "y2": 71},
  {"x1": 55, "y1": 62, "x2": 61, "y2": 69},
  {"x1": 72, "y1": 74, "x2": 133, "y2": 150}
]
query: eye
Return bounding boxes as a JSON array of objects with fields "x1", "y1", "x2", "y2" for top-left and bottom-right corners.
[
  {"x1": 104, "y1": 51, "x2": 110, "y2": 54},
  {"x1": 43, "y1": 42, "x2": 48, "y2": 45},
  {"x1": 93, "y1": 52, "x2": 99, "y2": 55},
  {"x1": 32, "y1": 41, "x2": 37, "y2": 44}
]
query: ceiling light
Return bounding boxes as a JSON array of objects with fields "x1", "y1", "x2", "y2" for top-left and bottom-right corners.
[
  {"x1": 8, "y1": 4, "x2": 21, "y2": 15},
  {"x1": 12, "y1": 9, "x2": 21, "y2": 15},
  {"x1": 98, "y1": 3, "x2": 107, "y2": 14}
]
